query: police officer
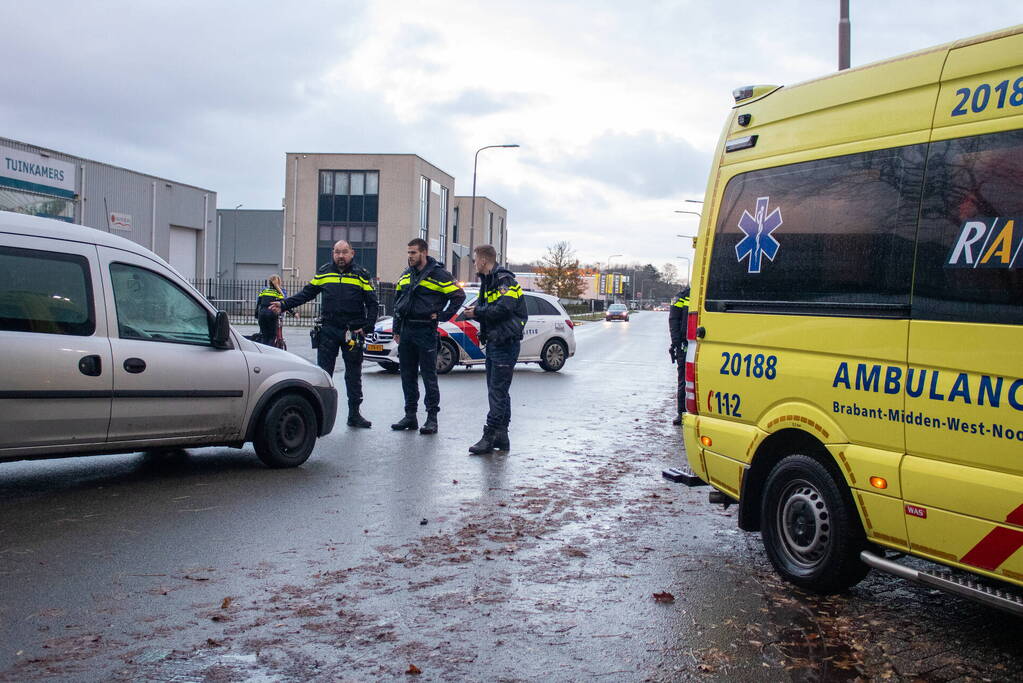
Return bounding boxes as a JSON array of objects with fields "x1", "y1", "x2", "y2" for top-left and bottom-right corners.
[
  {"x1": 463, "y1": 244, "x2": 527, "y2": 454},
  {"x1": 255, "y1": 275, "x2": 285, "y2": 346},
  {"x1": 669, "y1": 286, "x2": 690, "y2": 425},
  {"x1": 390, "y1": 238, "x2": 465, "y2": 435},
  {"x1": 269, "y1": 240, "x2": 378, "y2": 428}
]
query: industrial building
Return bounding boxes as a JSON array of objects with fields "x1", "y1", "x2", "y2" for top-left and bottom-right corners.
[
  {"x1": 214, "y1": 208, "x2": 284, "y2": 280},
  {"x1": 0, "y1": 137, "x2": 217, "y2": 280},
  {"x1": 282, "y1": 153, "x2": 509, "y2": 284}
]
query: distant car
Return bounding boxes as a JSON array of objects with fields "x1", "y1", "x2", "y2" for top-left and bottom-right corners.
[
  {"x1": 365, "y1": 288, "x2": 577, "y2": 373},
  {"x1": 605, "y1": 304, "x2": 630, "y2": 322}
]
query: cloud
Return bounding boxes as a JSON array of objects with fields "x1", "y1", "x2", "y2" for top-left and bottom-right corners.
[
  {"x1": 433, "y1": 90, "x2": 540, "y2": 118},
  {"x1": 562, "y1": 130, "x2": 711, "y2": 199}
]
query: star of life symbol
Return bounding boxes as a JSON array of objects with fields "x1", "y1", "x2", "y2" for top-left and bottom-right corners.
[{"x1": 735, "y1": 196, "x2": 782, "y2": 273}]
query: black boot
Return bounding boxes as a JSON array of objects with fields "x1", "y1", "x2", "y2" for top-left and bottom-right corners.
[
  {"x1": 468, "y1": 426, "x2": 495, "y2": 454},
  {"x1": 492, "y1": 428, "x2": 509, "y2": 451},
  {"x1": 672, "y1": 414, "x2": 683, "y2": 425},
  {"x1": 391, "y1": 412, "x2": 418, "y2": 430},
  {"x1": 347, "y1": 404, "x2": 372, "y2": 428},
  {"x1": 419, "y1": 411, "x2": 438, "y2": 435}
]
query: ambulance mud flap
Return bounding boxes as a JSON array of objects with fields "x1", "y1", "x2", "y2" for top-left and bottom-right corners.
[{"x1": 860, "y1": 550, "x2": 1023, "y2": 617}]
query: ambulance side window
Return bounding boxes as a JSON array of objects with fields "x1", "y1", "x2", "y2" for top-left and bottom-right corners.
[
  {"x1": 912, "y1": 130, "x2": 1023, "y2": 325},
  {"x1": 705, "y1": 144, "x2": 925, "y2": 316}
]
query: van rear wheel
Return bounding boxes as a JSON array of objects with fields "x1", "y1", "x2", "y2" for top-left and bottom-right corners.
[
  {"x1": 253, "y1": 393, "x2": 317, "y2": 468},
  {"x1": 760, "y1": 454, "x2": 869, "y2": 593}
]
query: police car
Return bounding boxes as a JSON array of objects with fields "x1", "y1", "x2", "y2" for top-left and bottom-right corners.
[{"x1": 365, "y1": 287, "x2": 576, "y2": 374}]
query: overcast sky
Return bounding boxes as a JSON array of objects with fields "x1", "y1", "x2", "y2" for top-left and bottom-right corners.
[{"x1": 2, "y1": 2, "x2": 1019, "y2": 272}]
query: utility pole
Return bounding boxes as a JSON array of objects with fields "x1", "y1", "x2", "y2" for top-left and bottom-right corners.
[{"x1": 839, "y1": 0, "x2": 850, "y2": 71}]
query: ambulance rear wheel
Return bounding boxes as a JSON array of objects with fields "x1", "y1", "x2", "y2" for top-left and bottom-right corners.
[
  {"x1": 436, "y1": 339, "x2": 458, "y2": 375},
  {"x1": 760, "y1": 454, "x2": 869, "y2": 593}
]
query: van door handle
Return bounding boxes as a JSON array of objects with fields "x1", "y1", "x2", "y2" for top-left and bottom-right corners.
[
  {"x1": 78, "y1": 355, "x2": 102, "y2": 377},
  {"x1": 123, "y1": 357, "x2": 147, "y2": 374}
]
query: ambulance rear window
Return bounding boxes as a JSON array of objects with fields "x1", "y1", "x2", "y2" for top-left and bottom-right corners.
[{"x1": 705, "y1": 144, "x2": 925, "y2": 318}]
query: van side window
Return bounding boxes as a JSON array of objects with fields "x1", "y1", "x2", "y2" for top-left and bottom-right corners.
[
  {"x1": 705, "y1": 144, "x2": 925, "y2": 316},
  {"x1": 913, "y1": 130, "x2": 1023, "y2": 325},
  {"x1": 0, "y1": 246, "x2": 94, "y2": 336},
  {"x1": 109, "y1": 263, "x2": 211, "y2": 345}
]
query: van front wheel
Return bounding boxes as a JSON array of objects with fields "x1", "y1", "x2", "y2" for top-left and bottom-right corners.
[
  {"x1": 253, "y1": 393, "x2": 318, "y2": 468},
  {"x1": 760, "y1": 454, "x2": 869, "y2": 593}
]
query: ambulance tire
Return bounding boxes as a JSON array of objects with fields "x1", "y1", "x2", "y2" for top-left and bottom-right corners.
[
  {"x1": 253, "y1": 393, "x2": 317, "y2": 469},
  {"x1": 761, "y1": 454, "x2": 870, "y2": 594},
  {"x1": 436, "y1": 339, "x2": 458, "y2": 375}
]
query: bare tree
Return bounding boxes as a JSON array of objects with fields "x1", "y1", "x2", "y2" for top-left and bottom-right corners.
[
  {"x1": 660, "y1": 262, "x2": 680, "y2": 285},
  {"x1": 535, "y1": 241, "x2": 586, "y2": 300}
]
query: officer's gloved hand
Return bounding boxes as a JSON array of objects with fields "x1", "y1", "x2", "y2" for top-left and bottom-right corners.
[{"x1": 668, "y1": 345, "x2": 678, "y2": 363}]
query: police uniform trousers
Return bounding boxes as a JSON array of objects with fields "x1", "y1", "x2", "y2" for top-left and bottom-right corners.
[
  {"x1": 485, "y1": 339, "x2": 520, "y2": 429},
  {"x1": 257, "y1": 310, "x2": 279, "y2": 344},
  {"x1": 676, "y1": 342, "x2": 688, "y2": 415},
  {"x1": 317, "y1": 320, "x2": 364, "y2": 408},
  {"x1": 398, "y1": 324, "x2": 440, "y2": 414}
]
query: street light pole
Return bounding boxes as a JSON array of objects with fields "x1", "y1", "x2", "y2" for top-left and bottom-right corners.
[
  {"x1": 676, "y1": 256, "x2": 692, "y2": 285},
  {"x1": 606, "y1": 253, "x2": 622, "y2": 304},
  {"x1": 471, "y1": 144, "x2": 519, "y2": 263}
]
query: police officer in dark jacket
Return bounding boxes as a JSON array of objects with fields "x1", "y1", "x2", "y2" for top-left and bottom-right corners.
[
  {"x1": 270, "y1": 240, "x2": 378, "y2": 428},
  {"x1": 669, "y1": 286, "x2": 690, "y2": 425},
  {"x1": 390, "y1": 238, "x2": 465, "y2": 435},
  {"x1": 463, "y1": 244, "x2": 528, "y2": 454},
  {"x1": 255, "y1": 275, "x2": 285, "y2": 345}
]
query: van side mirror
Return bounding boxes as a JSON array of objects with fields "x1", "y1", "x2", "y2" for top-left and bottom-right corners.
[{"x1": 210, "y1": 310, "x2": 231, "y2": 348}]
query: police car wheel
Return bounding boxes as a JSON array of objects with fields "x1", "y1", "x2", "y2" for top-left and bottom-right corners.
[
  {"x1": 539, "y1": 339, "x2": 567, "y2": 372},
  {"x1": 253, "y1": 393, "x2": 317, "y2": 469},
  {"x1": 760, "y1": 454, "x2": 869, "y2": 594},
  {"x1": 436, "y1": 340, "x2": 458, "y2": 375},
  {"x1": 378, "y1": 361, "x2": 400, "y2": 374}
]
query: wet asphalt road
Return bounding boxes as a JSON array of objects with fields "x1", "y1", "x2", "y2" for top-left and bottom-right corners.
[{"x1": 1, "y1": 312, "x2": 1022, "y2": 681}]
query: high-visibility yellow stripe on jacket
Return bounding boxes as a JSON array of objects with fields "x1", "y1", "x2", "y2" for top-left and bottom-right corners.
[
  {"x1": 673, "y1": 296, "x2": 690, "y2": 308},
  {"x1": 484, "y1": 284, "x2": 523, "y2": 302},
  {"x1": 258, "y1": 288, "x2": 284, "y2": 299}
]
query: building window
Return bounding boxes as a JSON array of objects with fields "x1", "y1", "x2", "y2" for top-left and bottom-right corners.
[
  {"x1": 498, "y1": 216, "x2": 505, "y2": 264},
  {"x1": 419, "y1": 176, "x2": 430, "y2": 241},
  {"x1": 451, "y1": 253, "x2": 461, "y2": 282},
  {"x1": 438, "y1": 186, "x2": 449, "y2": 262},
  {"x1": 487, "y1": 210, "x2": 494, "y2": 245},
  {"x1": 317, "y1": 170, "x2": 379, "y2": 276},
  {"x1": 452, "y1": 206, "x2": 460, "y2": 244}
]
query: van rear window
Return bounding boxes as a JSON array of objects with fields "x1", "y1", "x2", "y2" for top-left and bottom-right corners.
[
  {"x1": 0, "y1": 246, "x2": 94, "y2": 336},
  {"x1": 913, "y1": 129, "x2": 1023, "y2": 325},
  {"x1": 705, "y1": 144, "x2": 925, "y2": 317}
]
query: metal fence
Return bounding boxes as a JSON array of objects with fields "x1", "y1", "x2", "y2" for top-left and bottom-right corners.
[{"x1": 190, "y1": 278, "x2": 397, "y2": 327}]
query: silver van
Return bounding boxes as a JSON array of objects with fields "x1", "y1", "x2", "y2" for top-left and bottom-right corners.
[{"x1": 0, "y1": 211, "x2": 337, "y2": 468}]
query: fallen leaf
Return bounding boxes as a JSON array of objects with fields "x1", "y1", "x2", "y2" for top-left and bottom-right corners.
[
  {"x1": 653, "y1": 591, "x2": 675, "y2": 603},
  {"x1": 406, "y1": 664, "x2": 422, "y2": 675},
  {"x1": 220, "y1": 597, "x2": 232, "y2": 609}
]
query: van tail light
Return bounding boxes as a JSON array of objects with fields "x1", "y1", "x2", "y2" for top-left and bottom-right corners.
[
  {"x1": 685, "y1": 311, "x2": 699, "y2": 415},
  {"x1": 565, "y1": 319, "x2": 575, "y2": 329}
]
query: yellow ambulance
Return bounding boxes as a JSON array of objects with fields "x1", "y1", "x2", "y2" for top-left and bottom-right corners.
[{"x1": 679, "y1": 25, "x2": 1023, "y2": 612}]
